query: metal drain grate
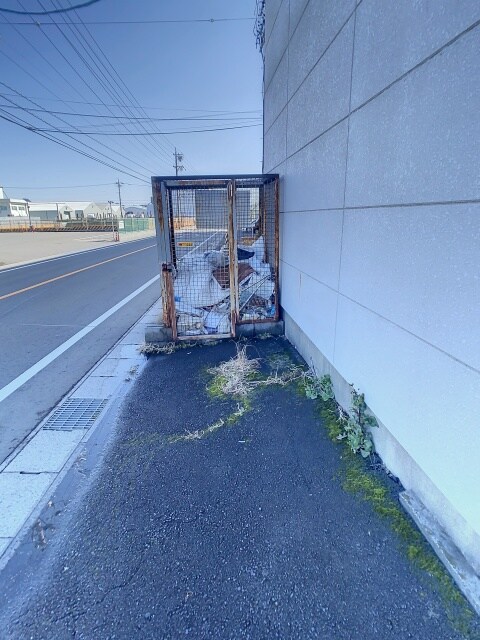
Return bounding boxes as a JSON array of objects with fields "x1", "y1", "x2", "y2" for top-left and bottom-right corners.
[{"x1": 42, "y1": 398, "x2": 108, "y2": 431}]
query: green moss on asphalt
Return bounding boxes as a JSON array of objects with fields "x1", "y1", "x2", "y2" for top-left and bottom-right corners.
[{"x1": 308, "y1": 393, "x2": 478, "y2": 637}]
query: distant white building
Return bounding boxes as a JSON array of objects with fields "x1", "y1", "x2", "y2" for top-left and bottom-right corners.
[
  {"x1": 27, "y1": 201, "x2": 121, "y2": 221},
  {"x1": 0, "y1": 187, "x2": 28, "y2": 217},
  {"x1": 125, "y1": 205, "x2": 147, "y2": 218},
  {"x1": 0, "y1": 185, "x2": 122, "y2": 220}
]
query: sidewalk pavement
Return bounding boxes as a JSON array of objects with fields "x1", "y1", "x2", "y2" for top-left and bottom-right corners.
[
  {"x1": 0, "y1": 338, "x2": 478, "y2": 639},
  {"x1": 0, "y1": 229, "x2": 155, "y2": 269}
]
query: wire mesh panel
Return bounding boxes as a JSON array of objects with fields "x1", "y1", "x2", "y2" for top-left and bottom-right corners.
[
  {"x1": 152, "y1": 175, "x2": 279, "y2": 340},
  {"x1": 234, "y1": 177, "x2": 279, "y2": 324},
  {"x1": 170, "y1": 183, "x2": 231, "y2": 337}
]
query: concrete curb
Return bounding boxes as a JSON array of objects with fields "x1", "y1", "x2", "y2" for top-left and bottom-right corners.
[{"x1": 400, "y1": 491, "x2": 480, "y2": 616}]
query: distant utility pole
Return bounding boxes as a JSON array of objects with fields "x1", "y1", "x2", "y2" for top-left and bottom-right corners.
[
  {"x1": 108, "y1": 199, "x2": 119, "y2": 241},
  {"x1": 116, "y1": 179, "x2": 124, "y2": 218},
  {"x1": 173, "y1": 148, "x2": 184, "y2": 176}
]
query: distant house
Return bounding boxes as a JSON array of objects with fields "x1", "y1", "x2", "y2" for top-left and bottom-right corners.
[{"x1": 0, "y1": 187, "x2": 28, "y2": 217}]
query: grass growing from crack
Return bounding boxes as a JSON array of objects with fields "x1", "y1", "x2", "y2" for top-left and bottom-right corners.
[
  {"x1": 139, "y1": 340, "x2": 221, "y2": 355},
  {"x1": 167, "y1": 402, "x2": 249, "y2": 443},
  {"x1": 308, "y1": 394, "x2": 478, "y2": 637}
]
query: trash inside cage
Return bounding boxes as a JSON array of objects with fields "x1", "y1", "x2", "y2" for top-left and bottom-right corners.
[{"x1": 151, "y1": 175, "x2": 279, "y2": 340}]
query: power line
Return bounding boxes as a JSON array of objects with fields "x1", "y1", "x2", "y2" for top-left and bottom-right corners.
[
  {"x1": 0, "y1": 103, "x2": 261, "y2": 122},
  {"x1": 0, "y1": 9, "x2": 165, "y2": 176},
  {"x1": 36, "y1": 0, "x2": 172, "y2": 170},
  {"x1": 0, "y1": 60, "x2": 160, "y2": 178},
  {"x1": 11, "y1": 0, "x2": 157, "y2": 172},
  {"x1": 6, "y1": 16, "x2": 253, "y2": 25},
  {"x1": 57, "y1": 0, "x2": 197, "y2": 171},
  {"x1": 12, "y1": 0, "x2": 169, "y2": 172},
  {"x1": 4, "y1": 182, "x2": 145, "y2": 189},
  {"x1": 57, "y1": 0, "x2": 178, "y2": 163},
  {"x1": 0, "y1": 84, "x2": 156, "y2": 178},
  {"x1": 29, "y1": 123, "x2": 263, "y2": 135},
  {"x1": 0, "y1": 93, "x2": 261, "y2": 115},
  {"x1": 0, "y1": 11, "x2": 94, "y2": 106},
  {"x1": 0, "y1": 8, "x2": 172, "y2": 179},
  {"x1": 0, "y1": 110, "x2": 150, "y2": 183},
  {"x1": 0, "y1": 0, "x2": 101, "y2": 15}
]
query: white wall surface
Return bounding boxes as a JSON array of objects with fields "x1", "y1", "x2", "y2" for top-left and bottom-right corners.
[{"x1": 264, "y1": 0, "x2": 480, "y2": 560}]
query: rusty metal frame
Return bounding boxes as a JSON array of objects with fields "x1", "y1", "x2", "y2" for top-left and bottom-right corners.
[
  {"x1": 228, "y1": 180, "x2": 239, "y2": 335},
  {"x1": 151, "y1": 174, "x2": 279, "y2": 340}
]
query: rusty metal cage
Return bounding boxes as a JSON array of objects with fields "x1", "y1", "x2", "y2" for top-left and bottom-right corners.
[{"x1": 152, "y1": 174, "x2": 279, "y2": 340}]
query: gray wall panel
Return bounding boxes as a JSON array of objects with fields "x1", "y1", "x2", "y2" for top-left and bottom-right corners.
[
  {"x1": 351, "y1": 0, "x2": 480, "y2": 108},
  {"x1": 287, "y1": 17, "x2": 354, "y2": 155},
  {"x1": 288, "y1": 0, "x2": 355, "y2": 96},
  {"x1": 346, "y1": 27, "x2": 480, "y2": 207}
]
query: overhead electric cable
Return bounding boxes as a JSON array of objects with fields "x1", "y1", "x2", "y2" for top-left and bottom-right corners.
[
  {"x1": 61, "y1": 0, "x2": 194, "y2": 169},
  {"x1": 0, "y1": 0, "x2": 101, "y2": 15},
  {"x1": 35, "y1": 0, "x2": 172, "y2": 170},
  {"x1": 5, "y1": 182, "x2": 145, "y2": 189},
  {"x1": 0, "y1": 110, "x2": 150, "y2": 183},
  {"x1": 0, "y1": 55, "x2": 160, "y2": 176},
  {"x1": 13, "y1": 0, "x2": 169, "y2": 172},
  {"x1": 0, "y1": 93, "x2": 261, "y2": 115},
  {"x1": 0, "y1": 12, "x2": 91, "y2": 104},
  {"x1": 6, "y1": 16, "x2": 252, "y2": 25},
  {"x1": 0, "y1": 85, "x2": 153, "y2": 181},
  {"x1": 49, "y1": 0, "x2": 176, "y2": 170},
  {"x1": 27, "y1": 123, "x2": 263, "y2": 135},
  {"x1": 0, "y1": 104, "x2": 261, "y2": 122}
]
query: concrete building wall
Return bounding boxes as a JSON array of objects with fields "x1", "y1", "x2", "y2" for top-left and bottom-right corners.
[{"x1": 263, "y1": 0, "x2": 480, "y2": 570}]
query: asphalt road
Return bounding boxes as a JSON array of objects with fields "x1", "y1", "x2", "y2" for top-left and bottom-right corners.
[
  {"x1": 0, "y1": 339, "x2": 476, "y2": 639},
  {"x1": 0, "y1": 237, "x2": 160, "y2": 464}
]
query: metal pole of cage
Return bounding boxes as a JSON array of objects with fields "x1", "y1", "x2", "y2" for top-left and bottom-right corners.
[{"x1": 227, "y1": 180, "x2": 239, "y2": 336}]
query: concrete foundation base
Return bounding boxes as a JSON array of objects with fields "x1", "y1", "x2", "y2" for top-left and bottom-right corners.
[
  {"x1": 400, "y1": 492, "x2": 480, "y2": 616},
  {"x1": 144, "y1": 324, "x2": 173, "y2": 344},
  {"x1": 144, "y1": 321, "x2": 284, "y2": 344},
  {"x1": 236, "y1": 320, "x2": 284, "y2": 338}
]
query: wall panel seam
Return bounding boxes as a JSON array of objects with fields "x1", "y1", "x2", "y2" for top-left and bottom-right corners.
[
  {"x1": 279, "y1": 198, "x2": 480, "y2": 213},
  {"x1": 333, "y1": 2, "x2": 358, "y2": 362},
  {"x1": 281, "y1": 260, "x2": 480, "y2": 375},
  {"x1": 279, "y1": 18, "x2": 480, "y2": 164},
  {"x1": 264, "y1": 0, "x2": 286, "y2": 51}
]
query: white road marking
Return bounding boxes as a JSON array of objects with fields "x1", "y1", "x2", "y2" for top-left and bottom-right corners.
[{"x1": 0, "y1": 274, "x2": 159, "y2": 404}]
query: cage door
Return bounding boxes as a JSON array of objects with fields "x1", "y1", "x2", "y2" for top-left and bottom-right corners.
[{"x1": 166, "y1": 180, "x2": 236, "y2": 339}]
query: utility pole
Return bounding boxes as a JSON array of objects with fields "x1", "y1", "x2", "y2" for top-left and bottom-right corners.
[
  {"x1": 108, "y1": 199, "x2": 118, "y2": 241},
  {"x1": 116, "y1": 179, "x2": 124, "y2": 218},
  {"x1": 26, "y1": 201, "x2": 32, "y2": 231},
  {"x1": 173, "y1": 148, "x2": 184, "y2": 176},
  {"x1": 173, "y1": 149, "x2": 184, "y2": 216}
]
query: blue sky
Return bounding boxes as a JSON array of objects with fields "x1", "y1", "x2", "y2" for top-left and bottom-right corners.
[{"x1": 0, "y1": 0, "x2": 263, "y2": 204}]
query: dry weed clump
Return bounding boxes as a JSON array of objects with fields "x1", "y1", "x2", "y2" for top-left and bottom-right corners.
[
  {"x1": 208, "y1": 345, "x2": 260, "y2": 396},
  {"x1": 139, "y1": 342, "x2": 176, "y2": 355},
  {"x1": 208, "y1": 345, "x2": 303, "y2": 397}
]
